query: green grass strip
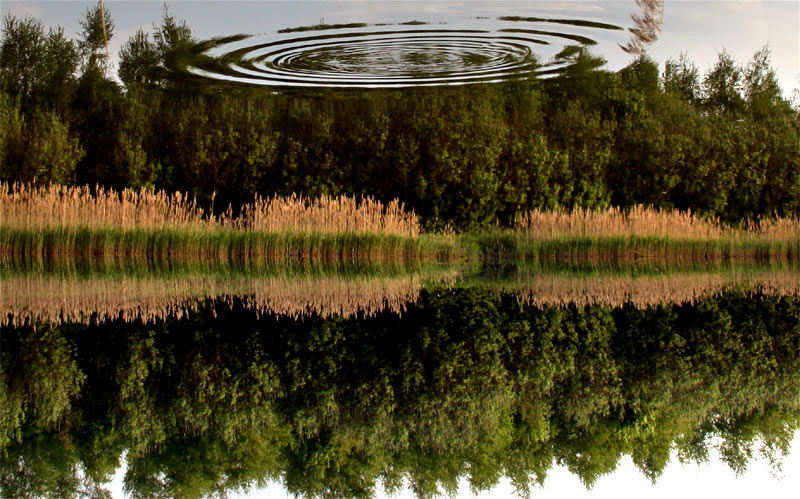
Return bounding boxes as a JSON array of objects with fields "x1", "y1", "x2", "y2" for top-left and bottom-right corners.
[{"x1": 2, "y1": 226, "x2": 796, "y2": 265}]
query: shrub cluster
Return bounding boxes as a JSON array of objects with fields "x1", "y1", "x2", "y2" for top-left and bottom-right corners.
[{"x1": 1, "y1": 10, "x2": 798, "y2": 231}]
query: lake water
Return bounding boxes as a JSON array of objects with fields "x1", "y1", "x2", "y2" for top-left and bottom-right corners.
[
  {"x1": 1, "y1": 1, "x2": 799, "y2": 497},
  {"x1": 2, "y1": 260, "x2": 799, "y2": 498}
]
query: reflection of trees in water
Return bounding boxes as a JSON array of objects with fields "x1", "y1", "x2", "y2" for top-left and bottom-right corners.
[{"x1": 1, "y1": 289, "x2": 798, "y2": 497}]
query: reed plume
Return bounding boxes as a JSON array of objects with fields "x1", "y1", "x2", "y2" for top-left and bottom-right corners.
[
  {"x1": 0, "y1": 182, "x2": 419, "y2": 236},
  {"x1": 514, "y1": 205, "x2": 799, "y2": 244},
  {"x1": 620, "y1": 0, "x2": 664, "y2": 55}
]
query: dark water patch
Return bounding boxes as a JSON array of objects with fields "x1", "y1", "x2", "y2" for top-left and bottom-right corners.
[
  {"x1": 169, "y1": 16, "x2": 626, "y2": 89},
  {"x1": 498, "y1": 15, "x2": 624, "y2": 31},
  {"x1": 278, "y1": 22, "x2": 370, "y2": 34},
  {"x1": 499, "y1": 27, "x2": 599, "y2": 46}
]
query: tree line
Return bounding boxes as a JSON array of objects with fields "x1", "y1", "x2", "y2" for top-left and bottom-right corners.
[
  {"x1": 1, "y1": 7, "x2": 798, "y2": 231},
  {"x1": 1, "y1": 288, "x2": 799, "y2": 498}
]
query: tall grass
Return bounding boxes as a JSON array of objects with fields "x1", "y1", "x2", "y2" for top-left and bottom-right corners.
[
  {"x1": 2, "y1": 182, "x2": 797, "y2": 262},
  {"x1": 620, "y1": 0, "x2": 664, "y2": 55},
  {"x1": 497, "y1": 205, "x2": 800, "y2": 261},
  {"x1": 0, "y1": 182, "x2": 418, "y2": 235},
  {"x1": 515, "y1": 205, "x2": 798, "y2": 242},
  {"x1": 0, "y1": 182, "x2": 429, "y2": 261}
]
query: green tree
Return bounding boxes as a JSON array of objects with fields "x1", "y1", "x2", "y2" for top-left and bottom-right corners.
[
  {"x1": 117, "y1": 29, "x2": 160, "y2": 88},
  {"x1": 0, "y1": 92, "x2": 25, "y2": 180},
  {"x1": 118, "y1": 8, "x2": 192, "y2": 89},
  {"x1": 0, "y1": 93, "x2": 83, "y2": 184},
  {"x1": 0, "y1": 15, "x2": 78, "y2": 113},
  {"x1": 662, "y1": 53, "x2": 701, "y2": 107},
  {"x1": 703, "y1": 50, "x2": 745, "y2": 116},
  {"x1": 77, "y1": 4, "x2": 114, "y2": 76},
  {"x1": 743, "y1": 46, "x2": 785, "y2": 120},
  {"x1": 547, "y1": 101, "x2": 613, "y2": 208}
]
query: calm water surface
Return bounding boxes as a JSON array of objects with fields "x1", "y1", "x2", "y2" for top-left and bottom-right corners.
[{"x1": 1, "y1": 261, "x2": 799, "y2": 498}]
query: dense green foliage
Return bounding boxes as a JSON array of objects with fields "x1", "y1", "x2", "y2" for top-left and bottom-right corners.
[
  {"x1": 1, "y1": 11, "x2": 798, "y2": 230},
  {"x1": 1, "y1": 289, "x2": 799, "y2": 498}
]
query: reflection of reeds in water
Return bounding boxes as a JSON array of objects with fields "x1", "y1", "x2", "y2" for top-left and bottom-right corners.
[
  {"x1": 620, "y1": 0, "x2": 664, "y2": 55},
  {"x1": 506, "y1": 271, "x2": 800, "y2": 309},
  {"x1": 0, "y1": 273, "x2": 461, "y2": 326},
  {"x1": 515, "y1": 205, "x2": 799, "y2": 244},
  {"x1": 3, "y1": 269, "x2": 796, "y2": 326},
  {"x1": 0, "y1": 182, "x2": 419, "y2": 236}
]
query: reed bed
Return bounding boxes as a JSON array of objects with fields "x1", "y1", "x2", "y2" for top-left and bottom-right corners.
[
  {"x1": 509, "y1": 205, "x2": 800, "y2": 260},
  {"x1": 2, "y1": 182, "x2": 797, "y2": 262},
  {"x1": 0, "y1": 182, "x2": 419, "y2": 235},
  {"x1": 236, "y1": 194, "x2": 418, "y2": 236},
  {"x1": 1, "y1": 183, "x2": 212, "y2": 232},
  {"x1": 515, "y1": 205, "x2": 797, "y2": 241},
  {"x1": 0, "y1": 182, "x2": 424, "y2": 261},
  {"x1": 0, "y1": 272, "x2": 464, "y2": 327}
]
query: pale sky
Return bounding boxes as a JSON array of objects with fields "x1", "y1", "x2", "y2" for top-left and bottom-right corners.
[
  {"x1": 102, "y1": 438, "x2": 800, "y2": 498},
  {"x1": 2, "y1": 1, "x2": 798, "y2": 95}
]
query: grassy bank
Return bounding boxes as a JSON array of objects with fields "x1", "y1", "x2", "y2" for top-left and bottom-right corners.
[
  {"x1": 467, "y1": 205, "x2": 800, "y2": 262},
  {"x1": 465, "y1": 232, "x2": 799, "y2": 263},
  {"x1": 0, "y1": 226, "x2": 457, "y2": 263},
  {"x1": 2, "y1": 183, "x2": 798, "y2": 263},
  {"x1": 0, "y1": 182, "x2": 457, "y2": 263}
]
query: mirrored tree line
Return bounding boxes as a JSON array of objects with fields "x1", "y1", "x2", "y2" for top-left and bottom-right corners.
[{"x1": 1, "y1": 288, "x2": 799, "y2": 498}]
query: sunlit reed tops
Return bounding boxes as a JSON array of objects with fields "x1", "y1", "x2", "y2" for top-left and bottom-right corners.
[
  {"x1": 515, "y1": 205, "x2": 799, "y2": 243},
  {"x1": 0, "y1": 182, "x2": 420, "y2": 237}
]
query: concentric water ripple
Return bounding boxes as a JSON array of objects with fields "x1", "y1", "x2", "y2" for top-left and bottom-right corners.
[{"x1": 180, "y1": 17, "x2": 625, "y2": 88}]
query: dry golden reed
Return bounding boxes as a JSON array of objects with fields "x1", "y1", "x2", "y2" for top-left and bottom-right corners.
[
  {"x1": 235, "y1": 194, "x2": 419, "y2": 236},
  {"x1": 0, "y1": 182, "x2": 419, "y2": 237},
  {"x1": 1, "y1": 182, "x2": 211, "y2": 232},
  {"x1": 514, "y1": 205, "x2": 800, "y2": 243},
  {"x1": 620, "y1": 0, "x2": 664, "y2": 55},
  {"x1": 0, "y1": 273, "x2": 440, "y2": 326}
]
